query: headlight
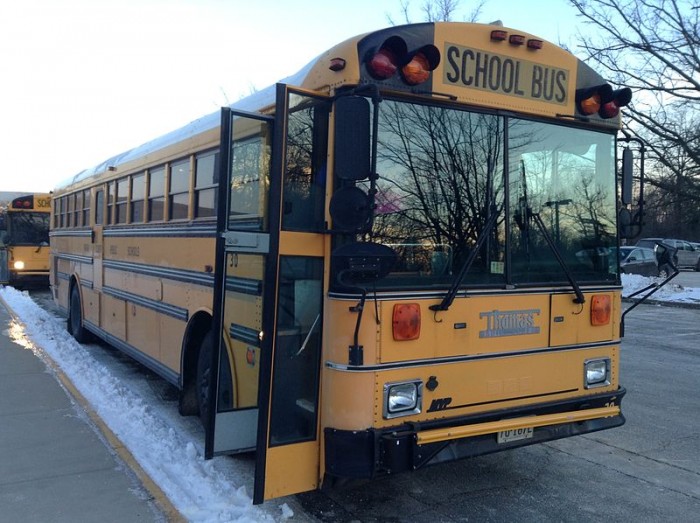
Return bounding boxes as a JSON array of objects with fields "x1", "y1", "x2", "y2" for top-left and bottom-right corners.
[
  {"x1": 383, "y1": 380, "x2": 423, "y2": 419},
  {"x1": 584, "y1": 358, "x2": 611, "y2": 388},
  {"x1": 13, "y1": 260, "x2": 25, "y2": 270}
]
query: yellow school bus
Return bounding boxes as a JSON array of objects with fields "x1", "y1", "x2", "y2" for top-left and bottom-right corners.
[
  {"x1": 51, "y1": 21, "x2": 641, "y2": 503},
  {"x1": 0, "y1": 193, "x2": 51, "y2": 286}
]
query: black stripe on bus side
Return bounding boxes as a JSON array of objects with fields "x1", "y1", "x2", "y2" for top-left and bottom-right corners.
[
  {"x1": 103, "y1": 259, "x2": 215, "y2": 287},
  {"x1": 54, "y1": 253, "x2": 94, "y2": 265},
  {"x1": 84, "y1": 318, "x2": 180, "y2": 387},
  {"x1": 57, "y1": 271, "x2": 92, "y2": 287},
  {"x1": 229, "y1": 323, "x2": 261, "y2": 347},
  {"x1": 433, "y1": 388, "x2": 581, "y2": 412},
  {"x1": 103, "y1": 286, "x2": 189, "y2": 322},
  {"x1": 102, "y1": 224, "x2": 216, "y2": 238},
  {"x1": 225, "y1": 276, "x2": 263, "y2": 296},
  {"x1": 50, "y1": 229, "x2": 93, "y2": 238},
  {"x1": 325, "y1": 340, "x2": 620, "y2": 372}
]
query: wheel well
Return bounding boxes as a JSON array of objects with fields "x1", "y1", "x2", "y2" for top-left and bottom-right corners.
[{"x1": 181, "y1": 311, "x2": 212, "y2": 391}]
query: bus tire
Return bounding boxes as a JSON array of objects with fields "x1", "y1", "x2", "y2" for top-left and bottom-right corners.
[
  {"x1": 196, "y1": 332, "x2": 214, "y2": 426},
  {"x1": 69, "y1": 285, "x2": 91, "y2": 344}
]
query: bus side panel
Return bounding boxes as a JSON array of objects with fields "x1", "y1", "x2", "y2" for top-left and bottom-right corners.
[
  {"x1": 83, "y1": 287, "x2": 100, "y2": 327},
  {"x1": 101, "y1": 294, "x2": 126, "y2": 340},
  {"x1": 160, "y1": 314, "x2": 186, "y2": 374},
  {"x1": 127, "y1": 304, "x2": 160, "y2": 362}
]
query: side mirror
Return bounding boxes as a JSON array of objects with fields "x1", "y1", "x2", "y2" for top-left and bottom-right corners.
[
  {"x1": 330, "y1": 96, "x2": 374, "y2": 233},
  {"x1": 333, "y1": 97, "x2": 371, "y2": 181},
  {"x1": 621, "y1": 147, "x2": 633, "y2": 205}
]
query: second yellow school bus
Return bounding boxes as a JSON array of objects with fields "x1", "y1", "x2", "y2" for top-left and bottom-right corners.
[
  {"x1": 51, "y1": 21, "x2": 639, "y2": 503},
  {"x1": 1, "y1": 193, "x2": 51, "y2": 286}
]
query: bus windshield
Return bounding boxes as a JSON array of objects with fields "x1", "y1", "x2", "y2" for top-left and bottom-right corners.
[
  {"x1": 366, "y1": 99, "x2": 618, "y2": 290},
  {"x1": 7, "y1": 212, "x2": 50, "y2": 245}
]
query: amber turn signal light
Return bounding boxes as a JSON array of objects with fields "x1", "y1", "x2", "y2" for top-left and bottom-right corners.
[
  {"x1": 590, "y1": 295, "x2": 611, "y2": 326},
  {"x1": 393, "y1": 303, "x2": 421, "y2": 340}
]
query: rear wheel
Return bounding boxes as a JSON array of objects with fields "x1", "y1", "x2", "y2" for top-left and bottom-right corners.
[
  {"x1": 196, "y1": 333, "x2": 214, "y2": 426},
  {"x1": 69, "y1": 285, "x2": 91, "y2": 343}
]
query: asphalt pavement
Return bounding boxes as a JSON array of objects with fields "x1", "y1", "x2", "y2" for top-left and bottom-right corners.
[{"x1": 0, "y1": 297, "x2": 174, "y2": 523}]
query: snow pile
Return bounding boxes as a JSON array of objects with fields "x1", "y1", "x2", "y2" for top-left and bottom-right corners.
[{"x1": 621, "y1": 273, "x2": 700, "y2": 303}]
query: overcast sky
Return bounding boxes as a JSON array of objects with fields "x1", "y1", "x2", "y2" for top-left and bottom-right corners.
[{"x1": 0, "y1": 0, "x2": 580, "y2": 194}]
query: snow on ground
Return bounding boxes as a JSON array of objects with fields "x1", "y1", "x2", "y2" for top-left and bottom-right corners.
[
  {"x1": 0, "y1": 285, "x2": 303, "y2": 523},
  {"x1": 621, "y1": 273, "x2": 700, "y2": 303},
  {"x1": 0, "y1": 274, "x2": 698, "y2": 522}
]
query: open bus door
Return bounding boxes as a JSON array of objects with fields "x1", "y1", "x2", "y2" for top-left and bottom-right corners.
[{"x1": 207, "y1": 85, "x2": 326, "y2": 503}]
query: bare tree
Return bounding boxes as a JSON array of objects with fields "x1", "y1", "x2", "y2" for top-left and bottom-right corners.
[
  {"x1": 570, "y1": 0, "x2": 700, "y2": 238},
  {"x1": 386, "y1": 0, "x2": 485, "y2": 25}
]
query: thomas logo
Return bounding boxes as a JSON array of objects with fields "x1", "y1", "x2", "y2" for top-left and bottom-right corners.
[{"x1": 479, "y1": 308, "x2": 541, "y2": 338}]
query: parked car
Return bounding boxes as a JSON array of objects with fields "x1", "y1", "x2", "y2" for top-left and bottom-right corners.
[
  {"x1": 635, "y1": 238, "x2": 700, "y2": 272},
  {"x1": 614, "y1": 246, "x2": 660, "y2": 277}
]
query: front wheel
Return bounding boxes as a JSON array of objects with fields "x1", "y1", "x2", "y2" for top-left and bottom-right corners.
[{"x1": 69, "y1": 285, "x2": 91, "y2": 343}]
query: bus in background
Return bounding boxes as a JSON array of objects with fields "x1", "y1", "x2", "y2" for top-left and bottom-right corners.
[
  {"x1": 51, "y1": 21, "x2": 642, "y2": 503},
  {"x1": 0, "y1": 194, "x2": 51, "y2": 286}
]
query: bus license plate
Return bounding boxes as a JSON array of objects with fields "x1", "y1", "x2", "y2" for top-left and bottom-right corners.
[{"x1": 497, "y1": 427, "x2": 533, "y2": 444}]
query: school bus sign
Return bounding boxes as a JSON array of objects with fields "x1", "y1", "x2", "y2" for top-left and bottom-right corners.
[{"x1": 443, "y1": 43, "x2": 569, "y2": 105}]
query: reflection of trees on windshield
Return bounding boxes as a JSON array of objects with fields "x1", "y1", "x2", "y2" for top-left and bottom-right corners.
[
  {"x1": 508, "y1": 121, "x2": 617, "y2": 282},
  {"x1": 372, "y1": 100, "x2": 505, "y2": 284},
  {"x1": 8, "y1": 213, "x2": 50, "y2": 245},
  {"x1": 334, "y1": 99, "x2": 618, "y2": 289},
  {"x1": 282, "y1": 95, "x2": 327, "y2": 231}
]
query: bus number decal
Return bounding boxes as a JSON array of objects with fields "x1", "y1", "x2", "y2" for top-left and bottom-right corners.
[{"x1": 444, "y1": 43, "x2": 568, "y2": 105}]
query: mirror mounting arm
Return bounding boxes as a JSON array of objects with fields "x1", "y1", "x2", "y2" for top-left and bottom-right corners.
[{"x1": 348, "y1": 289, "x2": 367, "y2": 366}]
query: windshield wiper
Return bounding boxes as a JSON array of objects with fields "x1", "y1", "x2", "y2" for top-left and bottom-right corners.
[
  {"x1": 530, "y1": 212, "x2": 585, "y2": 304},
  {"x1": 430, "y1": 210, "x2": 499, "y2": 312}
]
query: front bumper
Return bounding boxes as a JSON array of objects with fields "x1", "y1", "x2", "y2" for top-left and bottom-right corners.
[
  {"x1": 324, "y1": 388, "x2": 625, "y2": 479},
  {"x1": 9, "y1": 271, "x2": 49, "y2": 287}
]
